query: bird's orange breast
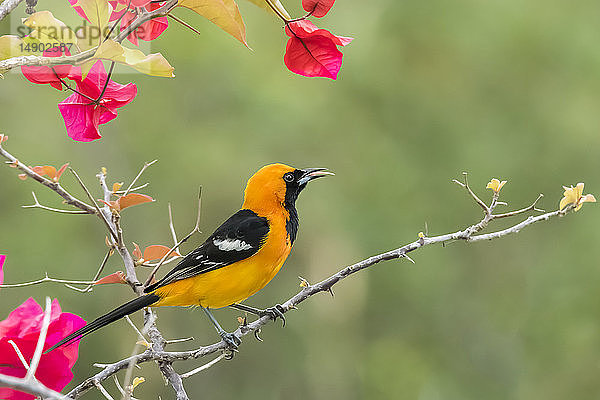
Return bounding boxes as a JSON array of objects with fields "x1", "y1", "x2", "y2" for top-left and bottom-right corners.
[{"x1": 152, "y1": 211, "x2": 291, "y2": 309}]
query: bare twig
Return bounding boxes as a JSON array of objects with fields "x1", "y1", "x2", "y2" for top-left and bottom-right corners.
[
  {"x1": 181, "y1": 354, "x2": 226, "y2": 378},
  {"x1": 65, "y1": 248, "x2": 114, "y2": 292},
  {"x1": 494, "y1": 194, "x2": 545, "y2": 218},
  {"x1": 113, "y1": 183, "x2": 149, "y2": 195},
  {"x1": 165, "y1": 337, "x2": 194, "y2": 345},
  {"x1": 124, "y1": 316, "x2": 148, "y2": 344},
  {"x1": 69, "y1": 167, "x2": 119, "y2": 242},
  {"x1": 26, "y1": 297, "x2": 52, "y2": 380},
  {"x1": 94, "y1": 381, "x2": 115, "y2": 400},
  {"x1": 168, "y1": 203, "x2": 180, "y2": 252},
  {"x1": 112, "y1": 376, "x2": 139, "y2": 400},
  {"x1": 22, "y1": 191, "x2": 89, "y2": 214},
  {"x1": 0, "y1": 273, "x2": 97, "y2": 288},
  {"x1": 144, "y1": 187, "x2": 202, "y2": 288},
  {"x1": 122, "y1": 160, "x2": 157, "y2": 197},
  {"x1": 453, "y1": 172, "x2": 488, "y2": 212},
  {"x1": 7, "y1": 340, "x2": 30, "y2": 371}
]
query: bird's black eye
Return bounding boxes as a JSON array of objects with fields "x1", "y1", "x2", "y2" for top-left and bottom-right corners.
[{"x1": 283, "y1": 172, "x2": 295, "y2": 183}]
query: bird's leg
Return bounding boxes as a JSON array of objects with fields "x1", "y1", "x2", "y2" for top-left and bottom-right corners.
[
  {"x1": 230, "y1": 303, "x2": 286, "y2": 327},
  {"x1": 201, "y1": 307, "x2": 241, "y2": 350}
]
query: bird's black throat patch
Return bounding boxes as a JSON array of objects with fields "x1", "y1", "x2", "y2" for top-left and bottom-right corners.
[{"x1": 283, "y1": 169, "x2": 306, "y2": 244}]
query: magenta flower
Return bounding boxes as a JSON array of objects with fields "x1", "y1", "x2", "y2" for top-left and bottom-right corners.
[
  {"x1": 0, "y1": 255, "x2": 5, "y2": 287},
  {"x1": 284, "y1": 20, "x2": 352, "y2": 79},
  {"x1": 21, "y1": 48, "x2": 74, "y2": 91},
  {"x1": 58, "y1": 61, "x2": 137, "y2": 142},
  {"x1": 0, "y1": 298, "x2": 86, "y2": 400},
  {"x1": 302, "y1": 0, "x2": 336, "y2": 18},
  {"x1": 121, "y1": 3, "x2": 169, "y2": 46}
]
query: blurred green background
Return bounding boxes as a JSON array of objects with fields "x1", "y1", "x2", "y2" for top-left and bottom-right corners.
[{"x1": 2, "y1": 0, "x2": 600, "y2": 398}]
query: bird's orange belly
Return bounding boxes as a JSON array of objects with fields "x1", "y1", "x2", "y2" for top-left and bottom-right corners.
[{"x1": 152, "y1": 243, "x2": 290, "y2": 309}]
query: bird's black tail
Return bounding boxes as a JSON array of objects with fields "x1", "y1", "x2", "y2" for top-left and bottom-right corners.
[{"x1": 45, "y1": 293, "x2": 160, "y2": 353}]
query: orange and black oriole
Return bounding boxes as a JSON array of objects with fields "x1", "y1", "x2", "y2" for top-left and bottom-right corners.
[{"x1": 47, "y1": 163, "x2": 332, "y2": 351}]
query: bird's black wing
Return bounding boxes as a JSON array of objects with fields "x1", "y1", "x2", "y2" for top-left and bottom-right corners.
[{"x1": 144, "y1": 209, "x2": 269, "y2": 293}]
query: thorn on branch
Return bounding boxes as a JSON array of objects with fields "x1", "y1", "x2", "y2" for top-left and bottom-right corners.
[
  {"x1": 402, "y1": 254, "x2": 416, "y2": 264},
  {"x1": 180, "y1": 354, "x2": 226, "y2": 378},
  {"x1": 165, "y1": 337, "x2": 194, "y2": 346}
]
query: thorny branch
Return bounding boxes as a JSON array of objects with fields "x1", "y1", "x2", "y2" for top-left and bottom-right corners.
[
  {"x1": 67, "y1": 174, "x2": 577, "y2": 397},
  {"x1": 0, "y1": 143, "x2": 588, "y2": 399}
]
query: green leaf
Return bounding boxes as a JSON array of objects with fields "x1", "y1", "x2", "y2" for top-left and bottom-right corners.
[
  {"x1": 179, "y1": 0, "x2": 249, "y2": 48},
  {"x1": 93, "y1": 39, "x2": 175, "y2": 78},
  {"x1": 0, "y1": 35, "x2": 23, "y2": 60},
  {"x1": 23, "y1": 11, "x2": 77, "y2": 46},
  {"x1": 244, "y1": 0, "x2": 290, "y2": 19}
]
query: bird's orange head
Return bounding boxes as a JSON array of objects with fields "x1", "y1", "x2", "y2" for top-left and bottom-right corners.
[{"x1": 241, "y1": 163, "x2": 333, "y2": 216}]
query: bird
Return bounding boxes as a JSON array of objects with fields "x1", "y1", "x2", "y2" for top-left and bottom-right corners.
[{"x1": 46, "y1": 163, "x2": 333, "y2": 352}]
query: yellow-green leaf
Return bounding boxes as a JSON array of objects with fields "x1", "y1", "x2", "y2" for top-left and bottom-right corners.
[
  {"x1": 74, "y1": 0, "x2": 112, "y2": 32},
  {"x1": 93, "y1": 40, "x2": 175, "y2": 77},
  {"x1": 79, "y1": 59, "x2": 96, "y2": 79},
  {"x1": 244, "y1": 0, "x2": 290, "y2": 19},
  {"x1": 179, "y1": 0, "x2": 249, "y2": 48},
  {"x1": 23, "y1": 11, "x2": 77, "y2": 45},
  {"x1": 75, "y1": 26, "x2": 99, "y2": 52},
  {"x1": 0, "y1": 35, "x2": 24, "y2": 60}
]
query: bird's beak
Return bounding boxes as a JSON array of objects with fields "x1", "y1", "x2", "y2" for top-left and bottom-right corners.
[{"x1": 298, "y1": 168, "x2": 335, "y2": 185}]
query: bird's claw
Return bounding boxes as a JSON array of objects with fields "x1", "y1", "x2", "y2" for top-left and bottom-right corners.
[
  {"x1": 259, "y1": 304, "x2": 286, "y2": 327},
  {"x1": 220, "y1": 331, "x2": 241, "y2": 351},
  {"x1": 254, "y1": 328, "x2": 263, "y2": 342}
]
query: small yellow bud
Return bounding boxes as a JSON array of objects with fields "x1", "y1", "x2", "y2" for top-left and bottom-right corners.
[
  {"x1": 135, "y1": 340, "x2": 151, "y2": 348},
  {"x1": 299, "y1": 276, "x2": 309, "y2": 287},
  {"x1": 559, "y1": 182, "x2": 596, "y2": 212},
  {"x1": 486, "y1": 178, "x2": 507, "y2": 193},
  {"x1": 417, "y1": 232, "x2": 425, "y2": 238},
  {"x1": 101, "y1": 167, "x2": 107, "y2": 176},
  {"x1": 131, "y1": 377, "x2": 145, "y2": 390}
]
